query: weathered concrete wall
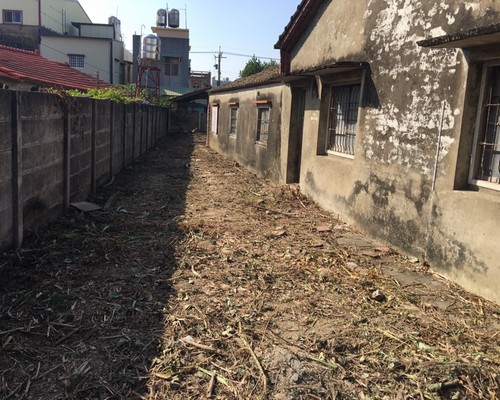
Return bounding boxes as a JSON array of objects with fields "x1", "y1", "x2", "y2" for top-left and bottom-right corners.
[
  {"x1": 292, "y1": 0, "x2": 500, "y2": 302},
  {"x1": 0, "y1": 24, "x2": 39, "y2": 51},
  {"x1": 95, "y1": 101, "x2": 112, "y2": 187},
  {"x1": 208, "y1": 84, "x2": 287, "y2": 183},
  {"x1": 0, "y1": 92, "x2": 13, "y2": 249},
  {"x1": 70, "y1": 98, "x2": 92, "y2": 201},
  {"x1": 124, "y1": 103, "x2": 135, "y2": 165},
  {"x1": 20, "y1": 92, "x2": 65, "y2": 228},
  {"x1": 169, "y1": 110, "x2": 203, "y2": 133},
  {"x1": 134, "y1": 104, "x2": 142, "y2": 160},
  {"x1": 0, "y1": 91, "x2": 169, "y2": 250},
  {"x1": 111, "y1": 102, "x2": 124, "y2": 175}
]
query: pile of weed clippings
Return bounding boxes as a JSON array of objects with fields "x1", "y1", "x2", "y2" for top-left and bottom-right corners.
[{"x1": 1, "y1": 132, "x2": 499, "y2": 400}]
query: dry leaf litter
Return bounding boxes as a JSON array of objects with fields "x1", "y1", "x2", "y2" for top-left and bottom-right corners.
[{"x1": 1, "y1": 132, "x2": 499, "y2": 400}]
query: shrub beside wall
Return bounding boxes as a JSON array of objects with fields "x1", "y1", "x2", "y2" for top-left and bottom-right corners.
[{"x1": 0, "y1": 90, "x2": 169, "y2": 250}]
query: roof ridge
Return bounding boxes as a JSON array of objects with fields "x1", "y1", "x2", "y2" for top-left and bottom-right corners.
[{"x1": 0, "y1": 44, "x2": 39, "y2": 55}]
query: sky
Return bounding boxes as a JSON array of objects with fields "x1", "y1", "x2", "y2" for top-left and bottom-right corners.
[{"x1": 77, "y1": 0, "x2": 301, "y2": 81}]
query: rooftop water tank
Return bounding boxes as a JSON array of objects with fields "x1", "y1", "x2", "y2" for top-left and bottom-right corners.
[
  {"x1": 156, "y1": 9, "x2": 167, "y2": 27},
  {"x1": 108, "y1": 16, "x2": 121, "y2": 40},
  {"x1": 168, "y1": 9, "x2": 180, "y2": 28},
  {"x1": 141, "y1": 34, "x2": 160, "y2": 61}
]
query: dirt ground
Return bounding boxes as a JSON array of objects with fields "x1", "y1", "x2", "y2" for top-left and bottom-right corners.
[{"x1": 1, "y1": 132, "x2": 499, "y2": 400}]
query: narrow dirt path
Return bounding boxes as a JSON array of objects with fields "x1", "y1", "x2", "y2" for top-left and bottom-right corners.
[{"x1": 1, "y1": 132, "x2": 499, "y2": 400}]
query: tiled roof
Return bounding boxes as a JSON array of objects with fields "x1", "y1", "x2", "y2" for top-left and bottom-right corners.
[
  {"x1": 210, "y1": 66, "x2": 282, "y2": 93},
  {"x1": 0, "y1": 45, "x2": 111, "y2": 90},
  {"x1": 275, "y1": 0, "x2": 324, "y2": 51},
  {"x1": 417, "y1": 22, "x2": 500, "y2": 48}
]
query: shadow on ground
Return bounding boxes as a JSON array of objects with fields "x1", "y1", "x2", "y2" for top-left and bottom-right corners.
[
  {"x1": 2, "y1": 131, "x2": 499, "y2": 400},
  {"x1": 0, "y1": 131, "x2": 194, "y2": 399}
]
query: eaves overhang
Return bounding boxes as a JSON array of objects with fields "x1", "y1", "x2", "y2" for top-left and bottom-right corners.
[
  {"x1": 288, "y1": 61, "x2": 369, "y2": 76},
  {"x1": 274, "y1": 0, "x2": 325, "y2": 51},
  {"x1": 209, "y1": 66, "x2": 282, "y2": 94},
  {"x1": 209, "y1": 75, "x2": 285, "y2": 94},
  {"x1": 208, "y1": 62, "x2": 368, "y2": 93},
  {"x1": 417, "y1": 23, "x2": 500, "y2": 48},
  {"x1": 171, "y1": 87, "x2": 210, "y2": 103}
]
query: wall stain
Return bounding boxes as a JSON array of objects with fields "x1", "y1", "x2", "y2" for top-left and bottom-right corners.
[{"x1": 368, "y1": 174, "x2": 395, "y2": 208}]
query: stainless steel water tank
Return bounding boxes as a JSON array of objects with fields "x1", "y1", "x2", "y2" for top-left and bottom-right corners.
[
  {"x1": 141, "y1": 34, "x2": 160, "y2": 60},
  {"x1": 156, "y1": 9, "x2": 167, "y2": 27},
  {"x1": 168, "y1": 9, "x2": 180, "y2": 28}
]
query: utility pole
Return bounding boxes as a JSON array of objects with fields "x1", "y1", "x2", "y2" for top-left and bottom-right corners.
[{"x1": 214, "y1": 46, "x2": 226, "y2": 87}]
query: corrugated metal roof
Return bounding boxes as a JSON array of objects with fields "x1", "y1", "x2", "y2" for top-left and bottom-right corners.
[{"x1": 0, "y1": 45, "x2": 111, "y2": 90}]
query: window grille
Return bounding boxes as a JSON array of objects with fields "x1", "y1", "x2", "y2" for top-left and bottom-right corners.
[
  {"x1": 68, "y1": 54, "x2": 85, "y2": 69},
  {"x1": 257, "y1": 107, "x2": 270, "y2": 143},
  {"x1": 478, "y1": 86, "x2": 500, "y2": 183},
  {"x1": 229, "y1": 107, "x2": 238, "y2": 136},
  {"x1": 327, "y1": 84, "x2": 360, "y2": 155}
]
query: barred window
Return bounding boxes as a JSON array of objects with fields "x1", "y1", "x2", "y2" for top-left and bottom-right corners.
[
  {"x1": 257, "y1": 107, "x2": 270, "y2": 143},
  {"x1": 229, "y1": 106, "x2": 239, "y2": 136},
  {"x1": 327, "y1": 84, "x2": 361, "y2": 156},
  {"x1": 68, "y1": 54, "x2": 85, "y2": 69},
  {"x1": 470, "y1": 63, "x2": 500, "y2": 190},
  {"x1": 477, "y1": 66, "x2": 500, "y2": 184}
]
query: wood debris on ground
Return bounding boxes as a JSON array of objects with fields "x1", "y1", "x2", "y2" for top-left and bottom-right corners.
[{"x1": 1, "y1": 132, "x2": 499, "y2": 400}]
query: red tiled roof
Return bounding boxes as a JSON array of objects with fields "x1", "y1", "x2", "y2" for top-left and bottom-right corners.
[{"x1": 0, "y1": 45, "x2": 111, "y2": 90}]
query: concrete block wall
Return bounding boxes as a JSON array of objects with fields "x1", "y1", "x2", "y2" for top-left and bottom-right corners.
[
  {"x1": 0, "y1": 92, "x2": 12, "y2": 249},
  {"x1": 169, "y1": 109, "x2": 204, "y2": 133},
  {"x1": 124, "y1": 103, "x2": 135, "y2": 166},
  {"x1": 95, "y1": 100, "x2": 112, "y2": 187},
  {"x1": 141, "y1": 105, "x2": 149, "y2": 156},
  {"x1": 20, "y1": 92, "x2": 65, "y2": 228},
  {"x1": 0, "y1": 90, "x2": 169, "y2": 250},
  {"x1": 70, "y1": 98, "x2": 93, "y2": 201},
  {"x1": 134, "y1": 104, "x2": 142, "y2": 161},
  {"x1": 111, "y1": 102, "x2": 125, "y2": 175}
]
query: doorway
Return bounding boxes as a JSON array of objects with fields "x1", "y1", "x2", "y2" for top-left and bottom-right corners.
[{"x1": 287, "y1": 88, "x2": 306, "y2": 183}]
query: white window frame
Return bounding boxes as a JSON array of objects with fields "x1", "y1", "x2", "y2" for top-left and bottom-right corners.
[
  {"x1": 210, "y1": 104, "x2": 219, "y2": 134},
  {"x1": 3, "y1": 10, "x2": 22, "y2": 24},
  {"x1": 229, "y1": 105, "x2": 239, "y2": 137},
  {"x1": 468, "y1": 61, "x2": 500, "y2": 191},
  {"x1": 68, "y1": 54, "x2": 85, "y2": 69},
  {"x1": 256, "y1": 106, "x2": 270, "y2": 144},
  {"x1": 326, "y1": 83, "x2": 362, "y2": 159}
]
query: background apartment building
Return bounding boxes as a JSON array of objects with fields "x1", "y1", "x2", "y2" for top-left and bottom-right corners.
[{"x1": 0, "y1": 0, "x2": 129, "y2": 84}]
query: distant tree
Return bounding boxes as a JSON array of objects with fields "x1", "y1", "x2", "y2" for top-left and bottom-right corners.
[{"x1": 239, "y1": 56, "x2": 279, "y2": 78}]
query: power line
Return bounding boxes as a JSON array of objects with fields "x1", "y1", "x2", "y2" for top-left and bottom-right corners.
[
  {"x1": 213, "y1": 47, "x2": 226, "y2": 87},
  {"x1": 191, "y1": 47, "x2": 279, "y2": 85},
  {"x1": 225, "y1": 52, "x2": 278, "y2": 61},
  {"x1": 191, "y1": 49, "x2": 278, "y2": 61},
  {"x1": 39, "y1": 42, "x2": 109, "y2": 76}
]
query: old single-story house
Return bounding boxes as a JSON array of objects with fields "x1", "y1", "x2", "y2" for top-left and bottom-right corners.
[
  {"x1": 208, "y1": 0, "x2": 500, "y2": 303},
  {"x1": 208, "y1": 66, "x2": 290, "y2": 182}
]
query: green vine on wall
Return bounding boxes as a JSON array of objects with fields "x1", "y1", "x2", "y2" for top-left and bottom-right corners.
[{"x1": 43, "y1": 85, "x2": 172, "y2": 108}]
